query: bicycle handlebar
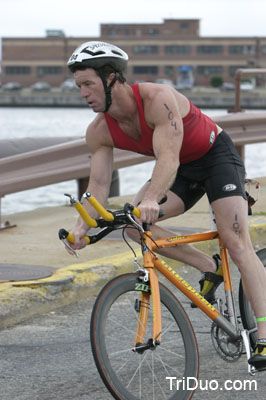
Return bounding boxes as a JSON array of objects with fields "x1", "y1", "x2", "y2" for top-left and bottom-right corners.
[
  {"x1": 82, "y1": 192, "x2": 141, "y2": 220},
  {"x1": 58, "y1": 228, "x2": 91, "y2": 244},
  {"x1": 64, "y1": 193, "x2": 98, "y2": 228},
  {"x1": 82, "y1": 192, "x2": 115, "y2": 222},
  {"x1": 59, "y1": 193, "x2": 142, "y2": 248}
]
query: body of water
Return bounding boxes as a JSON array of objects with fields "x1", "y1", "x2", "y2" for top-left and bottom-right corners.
[{"x1": 1, "y1": 107, "x2": 266, "y2": 215}]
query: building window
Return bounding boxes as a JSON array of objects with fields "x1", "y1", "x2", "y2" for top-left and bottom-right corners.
[
  {"x1": 133, "y1": 45, "x2": 158, "y2": 54},
  {"x1": 180, "y1": 22, "x2": 189, "y2": 29},
  {"x1": 261, "y1": 45, "x2": 266, "y2": 54},
  {"x1": 197, "y1": 46, "x2": 223, "y2": 54},
  {"x1": 107, "y1": 28, "x2": 117, "y2": 36},
  {"x1": 37, "y1": 66, "x2": 63, "y2": 76},
  {"x1": 229, "y1": 45, "x2": 256, "y2": 55},
  {"x1": 133, "y1": 66, "x2": 158, "y2": 74},
  {"x1": 6, "y1": 66, "x2": 31, "y2": 74},
  {"x1": 148, "y1": 29, "x2": 159, "y2": 36},
  {"x1": 165, "y1": 45, "x2": 190, "y2": 55},
  {"x1": 197, "y1": 65, "x2": 223, "y2": 75},
  {"x1": 229, "y1": 66, "x2": 246, "y2": 77}
]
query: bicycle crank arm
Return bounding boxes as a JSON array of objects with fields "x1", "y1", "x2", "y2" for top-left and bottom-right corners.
[{"x1": 241, "y1": 330, "x2": 256, "y2": 375}]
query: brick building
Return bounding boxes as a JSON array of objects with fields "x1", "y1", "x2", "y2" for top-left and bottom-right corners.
[{"x1": 2, "y1": 19, "x2": 266, "y2": 87}]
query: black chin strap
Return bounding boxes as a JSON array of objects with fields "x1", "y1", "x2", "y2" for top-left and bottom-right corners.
[{"x1": 99, "y1": 72, "x2": 120, "y2": 112}]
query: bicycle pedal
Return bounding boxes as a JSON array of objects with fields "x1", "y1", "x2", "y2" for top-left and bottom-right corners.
[
  {"x1": 248, "y1": 364, "x2": 266, "y2": 374},
  {"x1": 255, "y1": 366, "x2": 266, "y2": 372}
]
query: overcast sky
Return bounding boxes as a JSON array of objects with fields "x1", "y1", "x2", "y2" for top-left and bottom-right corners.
[{"x1": 1, "y1": 0, "x2": 266, "y2": 39}]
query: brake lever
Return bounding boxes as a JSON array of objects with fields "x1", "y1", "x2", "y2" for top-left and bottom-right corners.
[
  {"x1": 61, "y1": 238, "x2": 78, "y2": 258},
  {"x1": 126, "y1": 212, "x2": 144, "y2": 233}
]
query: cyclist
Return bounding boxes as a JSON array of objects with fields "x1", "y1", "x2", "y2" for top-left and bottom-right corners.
[{"x1": 66, "y1": 41, "x2": 266, "y2": 369}]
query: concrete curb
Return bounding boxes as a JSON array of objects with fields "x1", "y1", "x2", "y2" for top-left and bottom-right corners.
[
  {"x1": 0, "y1": 223, "x2": 265, "y2": 330},
  {"x1": 0, "y1": 250, "x2": 141, "y2": 329}
]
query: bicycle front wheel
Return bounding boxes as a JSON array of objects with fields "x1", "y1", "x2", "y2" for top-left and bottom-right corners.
[
  {"x1": 239, "y1": 248, "x2": 266, "y2": 349},
  {"x1": 90, "y1": 273, "x2": 199, "y2": 400}
]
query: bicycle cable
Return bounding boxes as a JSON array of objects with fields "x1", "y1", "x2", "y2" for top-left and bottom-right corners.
[{"x1": 121, "y1": 225, "x2": 139, "y2": 258}]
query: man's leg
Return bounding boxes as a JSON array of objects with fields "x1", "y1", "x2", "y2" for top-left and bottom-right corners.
[
  {"x1": 127, "y1": 183, "x2": 217, "y2": 273},
  {"x1": 211, "y1": 195, "x2": 266, "y2": 340}
]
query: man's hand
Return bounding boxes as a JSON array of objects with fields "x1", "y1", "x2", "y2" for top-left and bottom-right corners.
[
  {"x1": 65, "y1": 227, "x2": 89, "y2": 255},
  {"x1": 138, "y1": 199, "x2": 160, "y2": 224}
]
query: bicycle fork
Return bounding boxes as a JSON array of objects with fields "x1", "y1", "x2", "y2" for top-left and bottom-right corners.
[{"x1": 133, "y1": 231, "x2": 162, "y2": 353}]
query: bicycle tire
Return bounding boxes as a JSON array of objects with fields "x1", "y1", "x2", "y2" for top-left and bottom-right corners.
[
  {"x1": 90, "y1": 273, "x2": 199, "y2": 400},
  {"x1": 239, "y1": 248, "x2": 266, "y2": 350}
]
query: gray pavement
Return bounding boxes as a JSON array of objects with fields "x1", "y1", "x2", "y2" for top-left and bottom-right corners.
[{"x1": 0, "y1": 262, "x2": 265, "y2": 400}]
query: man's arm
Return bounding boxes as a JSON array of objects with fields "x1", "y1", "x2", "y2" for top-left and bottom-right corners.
[
  {"x1": 139, "y1": 86, "x2": 184, "y2": 222},
  {"x1": 68, "y1": 116, "x2": 114, "y2": 250}
]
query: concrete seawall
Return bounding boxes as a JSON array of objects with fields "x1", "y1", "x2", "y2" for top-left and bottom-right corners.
[{"x1": 1, "y1": 88, "x2": 266, "y2": 109}]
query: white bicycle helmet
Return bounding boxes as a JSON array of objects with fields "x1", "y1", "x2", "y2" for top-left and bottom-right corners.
[
  {"x1": 67, "y1": 41, "x2": 128, "y2": 112},
  {"x1": 67, "y1": 41, "x2": 128, "y2": 73}
]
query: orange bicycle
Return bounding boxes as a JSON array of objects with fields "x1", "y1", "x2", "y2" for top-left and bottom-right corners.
[{"x1": 59, "y1": 185, "x2": 266, "y2": 400}]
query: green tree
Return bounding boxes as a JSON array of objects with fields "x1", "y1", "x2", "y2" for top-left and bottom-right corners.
[{"x1": 210, "y1": 76, "x2": 223, "y2": 88}]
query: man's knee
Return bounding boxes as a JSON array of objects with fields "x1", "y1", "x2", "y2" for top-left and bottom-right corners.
[{"x1": 225, "y1": 236, "x2": 253, "y2": 268}]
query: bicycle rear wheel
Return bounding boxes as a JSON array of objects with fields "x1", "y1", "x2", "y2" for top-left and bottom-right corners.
[
  {"x1": 90, "y1": 273, "x2": 199, "y2": 400},
  {"x1": 239, "y1": 248, "x2": 266, "y2": 349}
]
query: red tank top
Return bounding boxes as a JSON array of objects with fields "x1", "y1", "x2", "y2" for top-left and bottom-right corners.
[{"x1": 104, "y1": 84, "x2": 218, "y2": 164}]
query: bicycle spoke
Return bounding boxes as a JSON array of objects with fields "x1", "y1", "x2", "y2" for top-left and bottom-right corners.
[
  {"x1": 126, "y1": 352, "x2": 148, "y2": 389},
  {"x1": 160, "y1": 345, "x2": 185, "y2": 360},
  {"x1": 143, "y1": 355, "x2": 169, "y2": 400},
  {"x1": 154, "y1": 352, "x2": 185, "y2": 376}
]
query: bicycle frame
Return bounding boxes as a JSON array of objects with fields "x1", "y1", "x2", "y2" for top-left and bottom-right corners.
[{"x1": 137, "y1": 229, "x2": 242, "y2": 349}]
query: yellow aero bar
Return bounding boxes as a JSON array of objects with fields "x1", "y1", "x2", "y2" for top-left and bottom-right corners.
[
  {"x1": 74, "y1": 202, "x2": 98, "y2": 228},
  {"x1": 132, "y1": 206, "x2": 141, "y2": 219},
  {"x1": 67, "y1": 231, "x2": 90, "y2": 245},
  {"x1": 58, "y1": 229, "x2": 90, "y2": 245},
  {"x1": 84, "y1": 193, "x2": 114, "y2": 221}
]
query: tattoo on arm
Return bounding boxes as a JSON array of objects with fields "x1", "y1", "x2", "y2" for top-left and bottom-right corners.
[{"x1": 164, "y1": 103, "x2": 177, "y2": 131}]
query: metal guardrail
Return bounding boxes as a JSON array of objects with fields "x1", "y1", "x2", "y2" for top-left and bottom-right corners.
[{"x1": 0, "y1": 140, "x2": 152, "y2": 197}]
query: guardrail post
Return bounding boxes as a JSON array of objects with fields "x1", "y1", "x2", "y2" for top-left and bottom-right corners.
[
  {"x1": 235, "y1": 145, "x2": 245, "y2": 163},
  {"x1": 0, "y1": 197, "x2": 16, "y2": 230},
  {"x1": 77, "y1": 170, "x2": 120, "y2": 200}
]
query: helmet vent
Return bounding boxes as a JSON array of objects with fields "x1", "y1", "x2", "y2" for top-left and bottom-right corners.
[
  {"x1": 112, "y1": 50, "x2": 123, "y2": 56},
  {"x1": 81, "y1": 49, "x2": 105, "y2": 56}
]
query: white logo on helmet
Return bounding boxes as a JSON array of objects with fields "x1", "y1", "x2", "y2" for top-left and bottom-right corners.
[
  {"x1": 86, "y1": 42, "x2": 107, "y2": 51},
  {"x1": 222, "y1": 184, "x2": 237, "y2": 192}
]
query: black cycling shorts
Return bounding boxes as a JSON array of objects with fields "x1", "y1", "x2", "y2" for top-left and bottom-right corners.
[{"x1": 169, "y1": 131, "x2": 247, "y2": 211}]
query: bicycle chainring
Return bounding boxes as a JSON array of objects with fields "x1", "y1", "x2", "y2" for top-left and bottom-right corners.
[{"x1": 211, "y1": 322, "x2": 243, "y2": 362}]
